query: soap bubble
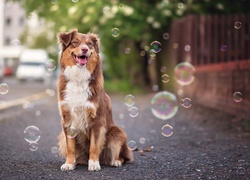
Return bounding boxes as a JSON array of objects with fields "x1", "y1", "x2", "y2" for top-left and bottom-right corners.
[
  {"x1": 160, "y1": 66, "x2": 167, "y2": 73},
  {"x1": 51, "y1": 146, "x2": 58, "y2": 154},
  {"x1": 29, "y1": 142, "x2": 39, "y2": 151},
  {"x1": 234, "y1": 21, "x2": 242, "y2": 29},
  {"x1": 11, "y1": 39, "x2": 21, "y2": 46},
  {"x1": 103, "y1": 6, "x2": 110, "y2": 14},
  {"x1": 150, "y1": 41, "x2": 161, "y2": 53},
  {"x1": 233, "y1": 92, "x2": 242, "y2": 102},
  {"x1": 149, "y1": 49, "x2": 156, "y2": 57},
  {"x1": 184, "y1": 45, "x2": 191, "y2": 52},
  {"x1": 0, "y1": 83, "x2": 9, "y2": 95},
  {"x1": 111, "y1": 27, "x2": 120, "y2": 37},
  {"x1": 125, "y1": 47, "x2": 131, "y2": 54},
  {"x1": 221, "y1": 45, "x2": 227, "y2": 52},
  {"x1": 162, "y1": 74, "x2": 169, "y2": 83},
  {"x1": 161, "y1": 124, "x2": 173, "y2": 137},
  {"x1": 163, "y1": 33, "x2": 170, "y2": 40},
  {"x1": 46, "y1": 59, "x2": 56, "y2": 71},
  {"x1": 119, "y1": 3, "x2": 124, "y2": 9},
  {"x1": 124, "y1": 94, "x2": 135, "y2": 107},
  {"x1": 139, "y1": 137, "x2": 146, "y2": 144},
  {"x1": 128, "y1": 106, "x2": 139, "y2": 118},
  {"x1": 24, "y1": 126, "x2": 41, "y2": 143},
  {"x1": 67, "y1": 127, "x2": 77, "y2": 138},
  {"x1": 127, "y1": 140, "x2": 137, "y2": 151},
  {"x1": 180, "y1": 98, "x2": 192, "y2": 108},
  {"x1": 151, "y1": 91, "x2": 178, "y2": 120},
  {"x1": 174, "y1": 62, "x2": 195, "y2": 86}
]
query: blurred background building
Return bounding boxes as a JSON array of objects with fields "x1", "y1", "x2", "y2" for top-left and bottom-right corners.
[{"x1": 0, "y1": 0, "x2": 26, "y2": 76}]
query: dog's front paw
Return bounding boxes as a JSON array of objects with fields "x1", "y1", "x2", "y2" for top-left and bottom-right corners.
[
  {"x1": 88, "y1": 159, "x2": 101, "y2": 171},
  {"x1": 111, "y1": 160, "x2": 122, "y2": 167},
  {"x1": 60, "y1": 163, "x2": 76, "y2": 171}
]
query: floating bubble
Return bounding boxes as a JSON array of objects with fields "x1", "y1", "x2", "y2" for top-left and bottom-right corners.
[
  {"x1": 51, "y1": 0, "x2": 57, "y2": 4},
  {"x1": 161, "y1": 124, "x2": 173, "y2": 137},
  {"x1": 35, "y1": 110, "x2": 41, "y2": 116},
  {"x1": 184, "y1": 45, "x2": 191, "y2": 52},
  {"x1": 72, "y1": 0, "x2": 78, "y2": 3},
  {"x1": 144, "y1": 46, "x2": 150, "y2": 51},
  {"x1": 149, "y1": 49, "x2": 156, "y2": 57},
  {"x1": 139, "y1": 137, "x2": 146, "y2": 144},
  {"x1": 234, "y1": 21, "x2": 242, "y2": 29},
  {"x1": 163, "y1": 33, "x2": 170, "y2": 40},
  {"x1": 67, "y1": 127, "x2": 77, "y2": 138},
  {"x1": 46, "y1": 59, "x2": 56, "y2": 71},
  {"x1": 119, "y1": 113, "x2": 124, "y2": 120},
  {"x1": 151, "y1": 91, "x2": 178, "y2": 120},
  {"x1": 51, "y1": 146, "x2": 58, "y2": 154},
  {"x1": 45, "y1": 89, "x2": 56, "y2": 97},
  {"x1": 140, "y1": 51, "x2": 146, "y2": 56},
  {"x1": 11, "y1": 39, "x2": 21, "y2": 46},
  {"x1": 177, "y1": 3, "x2": 184, "y2": 9},
  {"x1": 174, "y1": 62, "x2": 195, "y2": 86},
  {"x1": 177, "y1": 89, "x2": 183, "y2": 96},
  {"x1": 180, "y1": 98, "x2": 192, "y2": 108},
  {"x1": 162, "y1": 74, "x2": 169, "y2": 83},
  {"x1": 124, "y1": 94, "x2": 135, "y2": 107},
  {"x1": 23, "y1": 101, "x2": 34, "y2": 109},
  {"x1": 125, "y1": 47, "x2": 131, "y2": 54},
  {"x1": 127, "y1": 140, "x2": 137, "y2": 151},
  {"x1": 150, "y1": 41, "x2": 161, "y2": 53},
  {"x1": 173, "y1": 43, "x2": 179, "y2": 49},
  {"x1": 152, "y1": 85, "x2": 159, "y2": 92},
  {"x1": 103, "y1": 6, "x2": 110, "y2": 14},
  {"x1": 24, "y1": 125, "x2": 41, "y2": 144},
  {"x1": 119, "y1": 3, "x2": 124, "y2": 9},
  {"x1": 233, "y1": 92, "x2": 242, "y2": 102},
  {"x1": 0, "y1": 83, "x2": 9, "y2": 95},
  {"x1": 221, "y1": 45, "x2": 227, "y2": 52},
  {"x1": 160, "y1": 66, "x2": 166, "y2": 73},
  {"x1": 128, "y1": 106, "x2": 139, "y2": 118},
  {"x1": 111, "y1": 27, "x2": 120, "y2": 37},
  {"x1": 29, "y1": 142, "x2": 39, "y2": 151}
]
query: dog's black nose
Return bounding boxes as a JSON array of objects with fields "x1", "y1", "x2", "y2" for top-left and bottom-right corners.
[{"x1": 82, "y1": 47, "x2": 88, "y2": 54}]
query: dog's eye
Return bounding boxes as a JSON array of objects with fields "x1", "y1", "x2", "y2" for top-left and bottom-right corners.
[
  {"x1": 71, "y1": 40, "x2": 79, "y2": 46},
  {"x1": 86, "y1": 42, "x2": 93, "y2": 46}
]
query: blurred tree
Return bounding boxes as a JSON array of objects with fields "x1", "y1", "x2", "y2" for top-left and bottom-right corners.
[{"x1": 19, "y1": 0, "x2": 250, "y2": 91}]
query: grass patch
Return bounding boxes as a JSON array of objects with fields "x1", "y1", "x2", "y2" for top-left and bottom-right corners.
[{"x1": 104, "y1": 79, "x2": 145, "y2": 95}]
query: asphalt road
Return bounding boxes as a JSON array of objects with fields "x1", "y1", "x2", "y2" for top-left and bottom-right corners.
[{"x1": 0, "y1": 78, "x2": 249, "y2": 180}]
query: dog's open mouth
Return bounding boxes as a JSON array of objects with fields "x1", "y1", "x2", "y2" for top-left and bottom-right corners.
[{"x1": 73, "y1": 54, "x2": 90, "y2": 66}]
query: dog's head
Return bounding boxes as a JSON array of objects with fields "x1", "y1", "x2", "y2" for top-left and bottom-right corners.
[{"x1": 57, "y1": 29, "x2": 100, "y2": 71}]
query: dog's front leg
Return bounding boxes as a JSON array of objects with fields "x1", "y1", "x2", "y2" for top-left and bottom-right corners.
[
  {"x1": 88, "y1": 125, "x2": 106, "y2": 171},
  {"x1": 60, "y1": 128, "x2": 76, "y2": 171}
]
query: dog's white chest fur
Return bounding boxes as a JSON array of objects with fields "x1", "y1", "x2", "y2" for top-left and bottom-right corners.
[{"x1": 61, "y1": 65, "x2": 93, "y2": 129}]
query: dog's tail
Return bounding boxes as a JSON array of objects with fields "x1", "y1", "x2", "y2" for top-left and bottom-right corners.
[{"x1": 121, "y1": 140, "x2": 134, "y2": 163}]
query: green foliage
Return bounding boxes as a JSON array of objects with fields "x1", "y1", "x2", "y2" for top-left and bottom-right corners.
[{"x1": 19, "y1": 0, "x2": 250, "y2": 92}]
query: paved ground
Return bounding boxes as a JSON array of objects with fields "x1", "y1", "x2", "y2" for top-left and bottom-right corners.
[{"x1": 0, "y1": 91, "x2": 249, "y2": 180}]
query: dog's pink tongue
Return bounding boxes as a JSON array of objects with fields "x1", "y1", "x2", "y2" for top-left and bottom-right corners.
[{"x1": 76, "y1": 56, "x2": 88, "y2": 66}]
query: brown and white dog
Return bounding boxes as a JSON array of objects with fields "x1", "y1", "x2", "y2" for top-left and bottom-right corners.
[{"x1": 57, "y1": 29, "x2": 133, "y2": 171}]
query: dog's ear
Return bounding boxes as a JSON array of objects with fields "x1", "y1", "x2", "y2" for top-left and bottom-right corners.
[
  {"x1": 57, "y1": 29, "x2": 78, "y2": 51},
  {"x1": 88, "y1": 33, "x2": 100, "y2": 54}
]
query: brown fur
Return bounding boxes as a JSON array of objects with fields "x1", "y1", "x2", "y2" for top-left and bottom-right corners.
[{"x1": 57, "y1": 29, "x2": 133, "y2": 171}]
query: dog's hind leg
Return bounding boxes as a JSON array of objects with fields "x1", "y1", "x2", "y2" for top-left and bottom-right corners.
[{"x1": 105, "y1": 126, "x2": 133, "y2": 167}]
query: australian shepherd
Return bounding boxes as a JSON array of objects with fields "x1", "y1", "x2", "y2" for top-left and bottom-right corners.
[{"x1": 57, "y1": 29, "x2": 133, "y2": 171}]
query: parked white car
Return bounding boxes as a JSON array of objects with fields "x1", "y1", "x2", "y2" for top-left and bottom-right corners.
[{"x1": 16, "y1": 49, "x2": 49, "y2": 82}]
